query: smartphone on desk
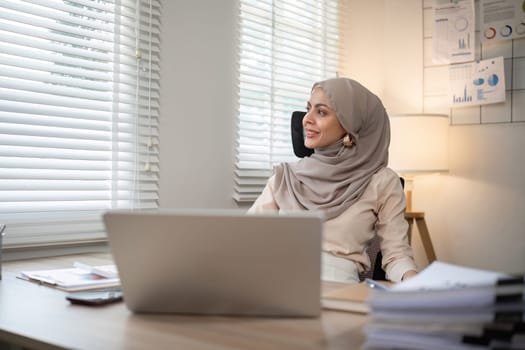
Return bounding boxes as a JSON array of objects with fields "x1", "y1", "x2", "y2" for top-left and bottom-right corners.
[{"x1": 66, "y1": 289, "x2": 123, "y2": 306}]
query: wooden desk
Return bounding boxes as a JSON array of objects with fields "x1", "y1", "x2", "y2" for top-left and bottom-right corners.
[{"x1": 0, "y1": 253, "x2": 368, "y2": 350}]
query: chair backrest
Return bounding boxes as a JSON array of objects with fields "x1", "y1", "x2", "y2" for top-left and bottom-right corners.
[
  {"x1": 291, "y1": 111, "x2": 402, "y2": 281},
  {"x1": 359, "y1": 234, "x2": 385, "y2": 281},
  {"x1": 291, "y1": 111, "x2": 313, "y2": 158}
]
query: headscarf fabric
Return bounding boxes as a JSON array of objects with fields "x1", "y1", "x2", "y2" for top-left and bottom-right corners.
[{"x1": 272, "y1": 78, "x2": 390, "y2": 220}]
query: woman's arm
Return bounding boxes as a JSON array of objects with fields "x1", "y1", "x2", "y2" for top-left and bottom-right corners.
[
  {"x1": 401, "y1": 269, "x2": 417, "y2": 280},
  {"x1": 248, "y1": 175, "x2": 279, "y2": 213},
  {"x1": 375, "y1": 169, "x2": 418, "y2": 282}
]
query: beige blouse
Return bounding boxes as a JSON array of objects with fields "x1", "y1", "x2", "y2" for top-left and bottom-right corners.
[{"x1": 248, "y1": 167, "x2": 416, "y2": 282}]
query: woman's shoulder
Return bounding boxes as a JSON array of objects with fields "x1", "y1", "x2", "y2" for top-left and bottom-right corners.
[
  {"x1": 364, "y1": 167, "x2": 405, "y2": 206},
  {"x1": 367, "y1": 167, "x2": 405, "y2": 195},
  {"x1": 371, "y1": 167, "x2": 401, "y2": 183}
]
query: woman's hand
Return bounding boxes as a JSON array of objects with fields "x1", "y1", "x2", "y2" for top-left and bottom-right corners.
[{"x1": 401, "y1": 269, "x2": 417, "y2": 281}]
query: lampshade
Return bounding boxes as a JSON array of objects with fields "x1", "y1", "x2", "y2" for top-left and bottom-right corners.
[{"x1": 388, "y1": 114, "x2": 449, "y2": 174}]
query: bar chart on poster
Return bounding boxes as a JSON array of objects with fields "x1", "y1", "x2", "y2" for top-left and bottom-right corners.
[
  {"x1": 423, "y1": 0, "x2": 525, "y2": 125},
  {"x1": 449, "y1": 56, "x2": 506, "y2": 107}
]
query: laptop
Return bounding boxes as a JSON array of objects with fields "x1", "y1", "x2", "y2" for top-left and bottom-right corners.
[{"x1": 103, "y1": 209, "x2": 323, "y2": 317}]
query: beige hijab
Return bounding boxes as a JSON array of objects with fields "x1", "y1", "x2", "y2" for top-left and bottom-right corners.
[{"x1": 273, "y1": 78, "x2": 390, "y2": 220}]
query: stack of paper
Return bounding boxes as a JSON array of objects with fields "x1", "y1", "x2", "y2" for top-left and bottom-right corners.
[
  {"x1": 19, "y1": 262, "x2": 120, "y2": 292},
  {"x1": 364, "y1": 261, "x2": 524, "y2": 350}
]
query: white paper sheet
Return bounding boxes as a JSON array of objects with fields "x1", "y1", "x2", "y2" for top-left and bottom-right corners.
[
  {"x1": 432, "y1": 0, "x2": 475, "y2": 64},
  {"x1": 391, "y1": 261, "x2": 508, "y2": 292},
  {"x1": 480, "y1": 0, "x2": 525, "y2": 42},
  {"x1": 448, "y1": 56, "x2": 506, "y2": 107}
]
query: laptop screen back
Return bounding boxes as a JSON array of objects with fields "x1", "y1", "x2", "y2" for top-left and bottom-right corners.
[{"x1": 104, "y1": 209, "x2": 323, "y2": 317}]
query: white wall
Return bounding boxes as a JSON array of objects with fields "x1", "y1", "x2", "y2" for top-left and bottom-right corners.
[
  {"x1": 382, "y1": 1, "x2": 423, "y2": 114},
  {"x1": 410, "y1": 123, "x2": 525, "y2": 274},
  {"x1": 427, "y1": 124, "x2": 525, "y2": 273},
  {"x1": 341, "y1": 1, "x2": 386, "y2": 97},
  {"x1": 159, "y1": 0, "x2": 525, "y2": 274},
  {"x1": 342, "y1": 0, "x2": 423, "y2": 114},
  {"x1": 159, "y1": 0, "x2": 239, "y2": 209}
]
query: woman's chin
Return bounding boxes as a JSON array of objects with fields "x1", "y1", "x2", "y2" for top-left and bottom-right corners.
[{"x1": 304, "y1": 142, "x2": 315, "y2": 149}]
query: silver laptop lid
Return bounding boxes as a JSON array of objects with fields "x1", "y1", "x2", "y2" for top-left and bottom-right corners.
[{"x1": 104, "y1": 209, "x2": 323, "y2": 317}]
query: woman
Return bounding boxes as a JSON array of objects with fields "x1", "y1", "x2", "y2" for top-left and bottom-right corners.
[{"x1": 249, "y1": 77, "x2": 417, "y2": 283}]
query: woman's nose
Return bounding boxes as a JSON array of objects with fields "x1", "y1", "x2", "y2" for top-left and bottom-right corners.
[{"x1": 303, "y1": 111, "x2": 313, "y2": 126}]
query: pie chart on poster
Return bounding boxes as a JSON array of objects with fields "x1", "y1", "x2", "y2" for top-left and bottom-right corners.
[
  {"x1": 455, "y1": 17, "x2": 468, "y2": 31},
  {"x1": 488, "y1": 74, "x2": 499, "y2": 86},
  {"x1": 484, "y1": 27, "x2": 496, "y2": 39},
  {"x1": 500, "y1": 25, "x2": 512, "y2": 37},
  {"x1": 473, "y1": 78, "x2": 484, "y2": 86}
]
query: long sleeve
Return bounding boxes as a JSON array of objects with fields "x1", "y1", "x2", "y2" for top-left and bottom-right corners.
[
  {"x1": 248, "y1": 168, "x2": 417, "y2": 282},
  {"x1": 248, "y1": 175, "x2": 279, "y2": 213},
  {"x1": 375, "y1": 170, "x2": 417, "y2": 282}
]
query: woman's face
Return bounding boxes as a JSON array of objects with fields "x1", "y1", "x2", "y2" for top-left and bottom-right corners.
[{"x1": 303, "y1": 87, "x2": 346, "y2": 149}]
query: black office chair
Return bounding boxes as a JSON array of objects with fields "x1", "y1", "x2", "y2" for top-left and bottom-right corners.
[
  {"x1": 291, "y1": 111, "x2": 314, "y2": 158},
  {"x1": 291, "y1": 111, "x2": 401, "y2": 281}
]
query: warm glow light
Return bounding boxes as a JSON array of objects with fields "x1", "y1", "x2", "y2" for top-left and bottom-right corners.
[
  {"x1": 389, "y1": 114, "x2": 449, "y2": 174},
  {"x1": 388, "y1": 113, "x2": 449, "y2": 213}
]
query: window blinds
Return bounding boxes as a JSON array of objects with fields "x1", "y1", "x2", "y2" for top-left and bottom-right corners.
[
  {"x1": 0, "y1": 0, "x2": 161, "y2": 247},
  {"x1": 234, "y1": 0, "x2": 343, "y2": 202}
]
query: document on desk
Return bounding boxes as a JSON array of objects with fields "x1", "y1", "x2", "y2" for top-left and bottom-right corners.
[
  {"x1": 369, "y1": 261, "x2": 522, "y2": 310},
  {"x1": 365, "y1": 262, "x2": 525, "y2": 349},
  {"x1": 18, "y1": 263, "x2": 120, "y2": 292}
]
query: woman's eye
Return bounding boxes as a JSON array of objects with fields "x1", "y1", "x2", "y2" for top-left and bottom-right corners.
[{"x1": 318, "y1": 109, "x2": 326, "y2": 116}]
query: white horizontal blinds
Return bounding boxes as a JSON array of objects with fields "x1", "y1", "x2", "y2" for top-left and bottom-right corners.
[
  {"x1": 0, "y1": 0, "x2": 161, "y2": 247},
  {"x1": 235, "y1": 0, "x2": 341, "y2": 202}
]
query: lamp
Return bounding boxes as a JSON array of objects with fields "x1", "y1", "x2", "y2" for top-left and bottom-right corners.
[{"x1": 388, "y1": 113, "x2": 449, "y2": 263}]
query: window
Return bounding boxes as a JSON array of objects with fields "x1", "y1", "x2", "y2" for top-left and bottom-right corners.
[
  {"x1": 234, "y1": 0, "x2": 343, "y2": 202},
  {"x1": 0, "y1": 0, "x2": 161, "y2": 247}
]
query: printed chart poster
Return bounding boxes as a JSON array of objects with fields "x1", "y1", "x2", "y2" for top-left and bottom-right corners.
[
  {"x1": 449, "y1": 56, "x2": 506, "y2": 107},
  {"x1": 433, "y1": 0, "x2": 475, "y2": 64},
  {"x1": 480, "y1": 0, "x2": 525, "y2": 42}
]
